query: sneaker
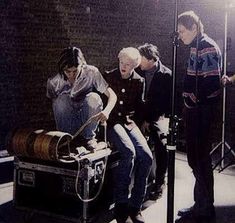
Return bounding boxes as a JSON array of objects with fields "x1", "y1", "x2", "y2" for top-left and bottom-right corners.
[
  {"x1": 86, "y1": 138, "x2": 98, "y2": 151},
  {"x1": 95, "y1": 141, "x2": 107, "y2": 150},
  {"x1": 69, "y1": 137, "x2": 98, "y2": 153}
]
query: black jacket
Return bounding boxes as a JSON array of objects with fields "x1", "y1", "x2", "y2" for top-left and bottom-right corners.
[
  {"x1": 103, "y1": 68, "x2": 145, "y2": 127},
  {"x1": 136, "y1": 61, "x2": 172, "y2": 123}
]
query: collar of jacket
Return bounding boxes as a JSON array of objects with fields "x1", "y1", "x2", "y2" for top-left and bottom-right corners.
[{"x1": 145, "y1": 60, "x2": 165, "y2": 75}]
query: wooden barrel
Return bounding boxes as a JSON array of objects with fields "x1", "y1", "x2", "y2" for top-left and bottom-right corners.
[
  {"x1": 7, "y1": 129, "x2": 72, "y2": 161},
  {"x1": 33, "y1": 131, "x2": 72, "y2": 161},
  {"x1": 7, "y1": 129, "x2": 45, "y2": 157}
]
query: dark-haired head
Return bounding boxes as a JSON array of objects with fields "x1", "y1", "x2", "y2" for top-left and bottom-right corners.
[
  {"x1": 138, "y1": 43, "x2": 160, "y2": 62},
  {"x1": 58, "y1": 46, "x2": 86, "y2": 80},
  {"x1": 178, "y1": 11, "x2": 204, "y2": 35}
]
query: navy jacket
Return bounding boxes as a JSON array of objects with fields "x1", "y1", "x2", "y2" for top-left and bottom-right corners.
[
  {"x1": 136, "y1": 61, "x2": 172, "y2": 123},
  {"x1": 104, "y1": 68, "x2": 145, "y2": 127}
]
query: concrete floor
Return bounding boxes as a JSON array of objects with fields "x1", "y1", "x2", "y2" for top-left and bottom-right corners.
[{"x1": 1, "y1": 151, "x2": 235, "y2": 223}]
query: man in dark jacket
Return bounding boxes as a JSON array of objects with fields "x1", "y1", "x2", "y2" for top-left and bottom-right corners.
[{"x1": 137, "y1": 43, "x2": 172, "y2": 200}]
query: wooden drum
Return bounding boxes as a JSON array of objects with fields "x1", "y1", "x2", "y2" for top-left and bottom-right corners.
[
  {"x1": 33, "y1": 131, "x2": 72, "y2": 161},
  {"x1": 7, "y1": 129, "x2": 45, "y2": 157},
  {"x1": 7, "y1": 129, "x2": 72, "y2": 161}
]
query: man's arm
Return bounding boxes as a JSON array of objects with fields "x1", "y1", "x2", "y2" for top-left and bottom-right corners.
[
  {"x1": 198, "y1": 45, "x2": 221, "y2": 102},
  {"x1": 93, "y1": 87, "x2": 117, "y2": 123},
  {"x1": 46, "y1": 78, "x2": 58, "y2": 99},
  {"x1": 103, "y1": 87, "x2": 117, "y2": 118}
]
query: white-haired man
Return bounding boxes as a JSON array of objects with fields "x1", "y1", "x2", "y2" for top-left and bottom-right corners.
[{"x1": 104, "y1": 47, "x2": 153, "y2": 223}]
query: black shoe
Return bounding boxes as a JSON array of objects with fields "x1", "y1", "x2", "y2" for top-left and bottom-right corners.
[
  {"x1": 129, "y1": 207, "x2": 145, "y2": 223},
  {"x1": 125, "y1": 216, "x2": 134, "y2": 223},
  {"x1": 149, "y1": 183, "x2": 165, "y2": 201},
  {"x1": 176, "y1": 207, "x2": 216, "y2": 223},
  {"x1": 149, "y1": 189, "x2": 162, "y2": 200},
  {"x1": 114, "y1": 203, "x2": 129, "y2": 223},
  {"x1": 175, "y1": 214, "x2": 216, "y2": 223},
  {"x1": 175, "y1": 215, "x2": 192, "y2": 223},
  {"x1": 178, "y1": 206, "x2": 215, "y2": 218},
  {"x1": 177, "y1": 206, "x2": 195, "y2": 217}
]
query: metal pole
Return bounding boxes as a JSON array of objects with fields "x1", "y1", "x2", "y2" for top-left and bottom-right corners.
[
  {"x1": 166, "y1": 0, "x2": 179, "y2": 222},
  {"x1": 82, "y1": 162, "x2": 90, "y2": 223},
  {"x1": 82, "y1": 179, "x2": 89, "y2": 223},
  {"x1": 221, "y1": 4, "x2": 228, "y2": 169}
]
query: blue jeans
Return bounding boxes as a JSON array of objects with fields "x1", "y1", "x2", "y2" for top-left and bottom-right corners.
[
  {"x1": 108, "y1": 124, "x2": 153, "y2": 210},
  {"x1": 148, "y1": 121, "x2": 168, "y2": 186},
  {"x1": 52, "y1": 92, "x2": 103, "y2": 138}
]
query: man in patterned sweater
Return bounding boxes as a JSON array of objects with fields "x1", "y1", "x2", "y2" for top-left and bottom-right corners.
[{"x1": 175, "y1": 11, "x2": 221, "y2": 223}]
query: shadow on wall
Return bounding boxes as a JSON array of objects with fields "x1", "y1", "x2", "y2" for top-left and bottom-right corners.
[{"x1": 0, "y1": 0, "x2": 71, "y2": 149}]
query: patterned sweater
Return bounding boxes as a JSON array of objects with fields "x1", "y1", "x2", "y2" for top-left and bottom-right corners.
[{"x1": 183, "y1": 34, "x2": 222, "y2": 108}]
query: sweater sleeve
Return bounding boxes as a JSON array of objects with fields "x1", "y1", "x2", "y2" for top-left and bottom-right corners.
[{"x1": 198, "y1": 46, "x2": 221, "y2": 103}]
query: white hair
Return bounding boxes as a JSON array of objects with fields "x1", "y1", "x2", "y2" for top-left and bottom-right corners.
[{"x1": 118, "y1": 47, "x2": 141, "y2": 68}]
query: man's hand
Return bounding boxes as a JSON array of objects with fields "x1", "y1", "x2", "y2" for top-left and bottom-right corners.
[
  {"x1": 221, "y1": 75, "x2": 232, "y2": 86},
  {"x1": 92, "y1": 111, "x2": 109, "y2": 124}
]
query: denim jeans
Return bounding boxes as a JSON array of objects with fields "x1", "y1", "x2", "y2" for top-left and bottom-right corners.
[
  {"x1": 52, "y1": 92, "x2": 103, "y2": 139},
  {"x1": 108, "y1": 123, "x2": 153, "y2": 210},
  {"x1": 149, "y1": 118, "x2": 169, "y2": 186}
]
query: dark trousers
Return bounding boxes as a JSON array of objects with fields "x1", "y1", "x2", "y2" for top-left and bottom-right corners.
[
  {"x1": 149, "y1": 122, "x2": 168, "y2": 186},
  {"x1": 185, "y1": 103, "x2": 216, "y2": 214}
]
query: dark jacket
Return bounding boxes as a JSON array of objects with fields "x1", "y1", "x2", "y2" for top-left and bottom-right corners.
[
  {"x1": 103, "y1": 68, "x2": 145, "y2": 127},
  {"x1": 136, "y1": 61, "x2": 172, "y2": 123}
]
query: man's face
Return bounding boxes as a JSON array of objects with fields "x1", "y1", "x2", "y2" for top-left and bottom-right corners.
[
  {"x1": 139, "y1": 56, "x2": 155, "y2": 71},
  {"x1": 119, "y1": 56, "x2": 136, "y2": 79},
  {"x1": 64, "y1": 66, "x2": 81, "y2": 83},
  {"x1": 178, "y1": 24, "x2": 197, "y2": 45}
]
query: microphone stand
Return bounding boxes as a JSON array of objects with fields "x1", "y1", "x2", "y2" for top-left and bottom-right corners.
[{"x1": 166, "y1": 0, "x2": 179, "y2": 222}]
